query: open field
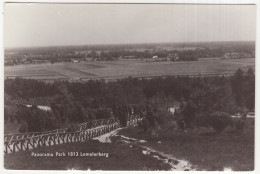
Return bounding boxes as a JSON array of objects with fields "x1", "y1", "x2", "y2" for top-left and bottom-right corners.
[
  {"x1": 4, "y1": 65, "x2": 67, "y2": 80},
  {"x1": 4, "y1": 139, "x2": 171, "y2": 170},
  {"x1": 5, "y1": 58, "x2": 254, "y2": 81},
  {"x1": 118, "y1": 118, "x2": 255, "y2": 171}
]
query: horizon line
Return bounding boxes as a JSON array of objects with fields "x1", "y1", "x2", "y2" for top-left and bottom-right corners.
[{"x1": 5, "y1": 40, "x2": 255, "y2": 50}]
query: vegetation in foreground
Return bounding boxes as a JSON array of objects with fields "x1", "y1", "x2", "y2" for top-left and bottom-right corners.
[
  {"x1": 5, "y1": 68, "x2": 254, "y2": 134},
  {"x1": 4, "y1": 140, "x2": 171, "y2": 170},
  {"x1": 118, "y1": 120, "x2": 254, "y2": 171}
]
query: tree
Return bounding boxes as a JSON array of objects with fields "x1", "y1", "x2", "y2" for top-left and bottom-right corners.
[
  {"x1": 209, "y1": 112, "x2": 232, "y2": 133},
  {"x1": 244, "y1": 67, "x2": 255, "y2": 110},
  {"x1": 19, "y1": 122, "x2": 28, "y2": 133},
  {"x1": 115, "y1": 104, "x2": 128, "y2": 126},
  {"x1": 4, "y1": 106, "x2": 9, "y2": 122},
  {"x1": 142, "y1": 118, "x2": 149, "y2": 132},
  {"x1": 146, "y1": 104, "x2": 155, "y2": 128},
  {"x1": 232, "y1": 68, "x2": 245, "y2": 107},
  {"x1": 178, "y1": 100, "x2": 197, "y2": 128}
]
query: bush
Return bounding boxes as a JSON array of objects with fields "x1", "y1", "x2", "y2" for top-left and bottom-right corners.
[
  {"x1": 195, "y1": 113, "x2": 211, "y2": 128},
  {"x1": 142, "y1": 118, "x2": 149, "y2": 132},
  {"x1": 176, "y1": 118, "x2": 186, "y2": 131},
  {"x1": 209, "y1": 112, "x2": 232, "y2": 133},
  {"x1": 19, "y1": 122, "x2": 28, "y2": 133},
  {"x1": 233, "y1": 118, "x2": 245, "y2": 130}
]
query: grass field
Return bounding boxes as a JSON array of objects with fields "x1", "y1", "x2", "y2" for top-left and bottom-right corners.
[
  {"x1": 117, "y1": 118, "x2": 255, "y2": 171},
  {"x1": 4, "y1": 139, "x2": 171, "y2": 170},
  {"x1": 4, "y1": 58, "x2": 255, "y2": 81}
]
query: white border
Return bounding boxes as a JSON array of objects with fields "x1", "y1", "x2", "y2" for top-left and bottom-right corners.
[
  {"x1": 0, "y1": 0, "x2": 257, "y2": 4},
  {"x1": 0, "y1": 1, "x2": 259, "y2": 174}
]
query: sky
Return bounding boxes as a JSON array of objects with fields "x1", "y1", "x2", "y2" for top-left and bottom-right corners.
[{"x1": 4, "y1": 3, "x2": 256, "y2": 48}]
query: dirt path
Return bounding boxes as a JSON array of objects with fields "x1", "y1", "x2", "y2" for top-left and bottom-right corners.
[
  {"x1": 93, "y1": 128, "x2": 124, "y2": 143},
  {"x1": 94, "y1": 127, "x2": 197, "y2": 171}
]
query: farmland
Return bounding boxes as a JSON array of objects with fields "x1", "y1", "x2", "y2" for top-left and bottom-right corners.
[{"x1": 4, "y1": 58, "x2": 255, "y2": 82}]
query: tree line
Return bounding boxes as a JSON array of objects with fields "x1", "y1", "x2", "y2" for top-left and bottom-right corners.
[{"x1": 4, "y1": 67, "x2": 254, "y2": 133}]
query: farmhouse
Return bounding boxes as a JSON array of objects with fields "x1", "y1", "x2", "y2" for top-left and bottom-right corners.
[
  {"x1": 223, "y1": 52, "x2": 252, "y2": 59},
  {"x1": 71, "y1": 58, "x2": 80, "y2": 63},
  {"x1": 25, "y1": 105, "x2": 51, "y2": 111},
  {"x1": 124, "y1": 56, "x2": 136, "y2": 59},
  {"x1": 169, "y1": 104, "x2": 180, "y2": 115}
]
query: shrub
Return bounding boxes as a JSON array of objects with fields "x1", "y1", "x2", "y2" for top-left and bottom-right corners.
[
  {"x1": 176, "y1": 118, "x2": 186, "y2": 131},
  {"x1": 19, "y1": 122, "x2": 28, "y2": 133},
  {"x1": 142, "y1": 118, "x2": 149, "y2": 132},
  {"x1": 233, "y1": 118, "x2": 245, "y2": 130},
  {"x1": 195, "y1": 113, "x2": 211, "y2": 128},
  {"x1": 209, "y1": 112, "x2": 232, "y2": 133}
]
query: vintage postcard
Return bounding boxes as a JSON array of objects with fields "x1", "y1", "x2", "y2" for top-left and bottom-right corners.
[{"x1": 2, "y1": 1, "x2": 257, "y2": 172}]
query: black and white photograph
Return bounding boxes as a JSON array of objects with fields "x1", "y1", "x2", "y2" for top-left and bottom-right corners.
[{"x1": 2, "y1": 1, "x2": 257, "y2": 172}]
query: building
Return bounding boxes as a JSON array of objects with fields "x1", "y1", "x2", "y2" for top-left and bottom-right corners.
[
  {"x1": 223, "y1": 52, "x2": 253, "y2": 59},
  {"x1": 71, "y1": 58, "x2": 80, "y2": 63}
]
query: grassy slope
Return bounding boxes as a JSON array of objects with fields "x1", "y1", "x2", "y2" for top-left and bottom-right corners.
[
  {"x1": 118, "y1": 119, "x2": 255, "y2": 171},
  {"x1": 4, "y1": 139, "x2": 171, "y2": 170}
]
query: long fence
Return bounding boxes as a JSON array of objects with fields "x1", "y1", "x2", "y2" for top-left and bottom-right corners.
[{"x1": 4, "y1": 115, "x2": 143, "y2": 154}]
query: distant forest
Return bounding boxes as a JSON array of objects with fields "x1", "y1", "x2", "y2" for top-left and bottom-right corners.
[{"x1": 4, "y1": 68, "x2": 255, "y2": 133}]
